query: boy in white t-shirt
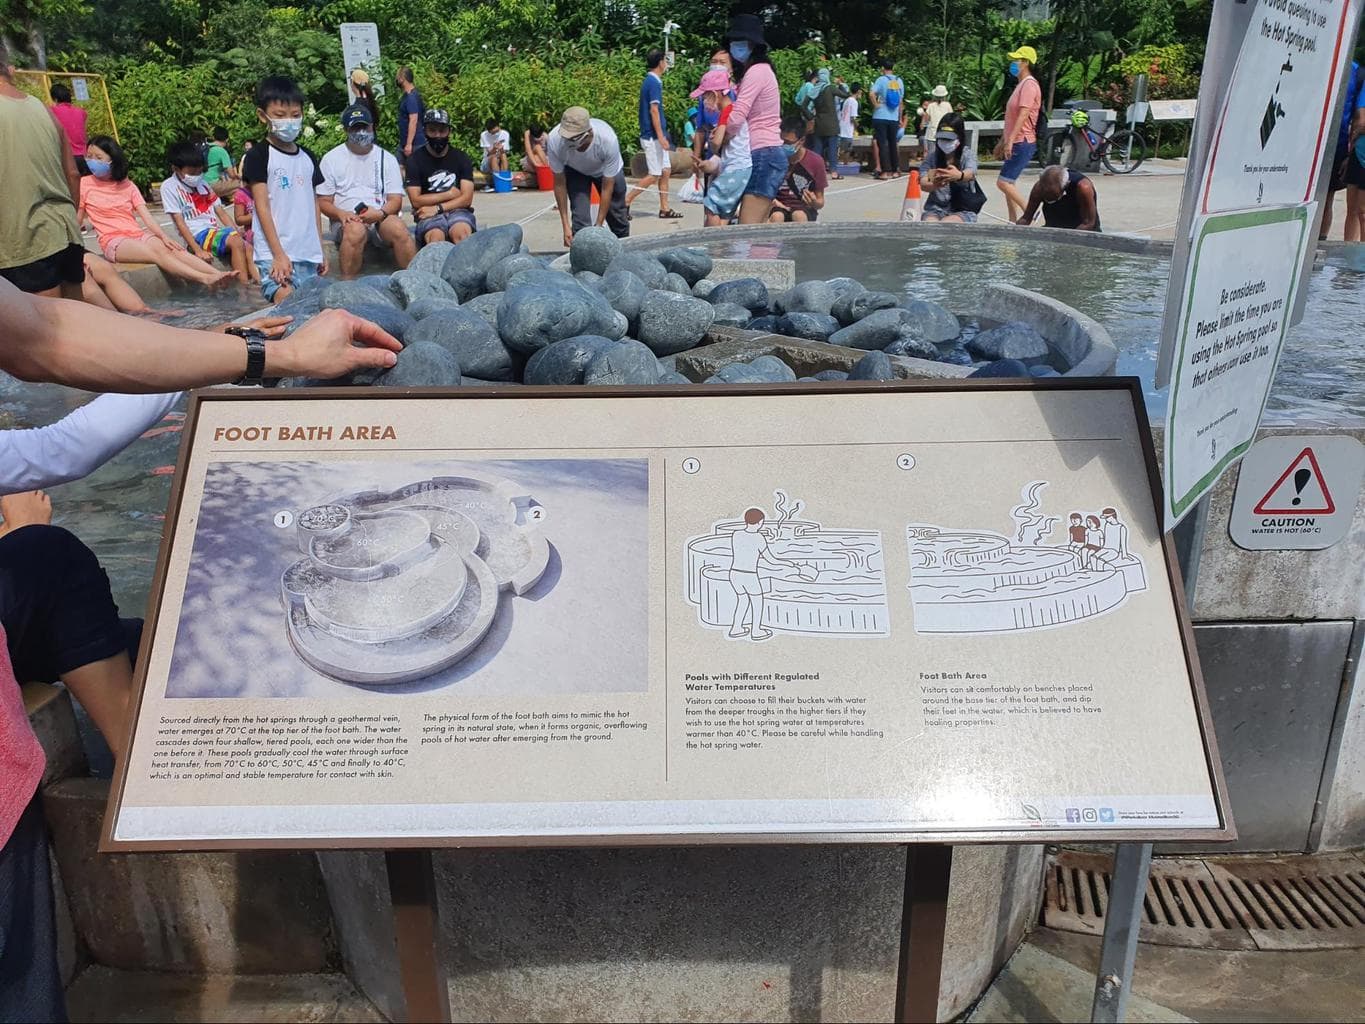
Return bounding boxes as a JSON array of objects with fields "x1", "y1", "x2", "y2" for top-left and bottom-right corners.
[
  {"x1": 161, "y1": 140, "x2": 257, "y2": 284},
  {"x1": 316, "y1": 103, "x2": 416, "y2": 278},
  {"x1": 479, "y1": 118, "x2": 510, "y2": 191}
]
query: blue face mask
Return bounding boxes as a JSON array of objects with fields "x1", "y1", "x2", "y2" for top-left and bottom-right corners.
[
  {"x1": 1008, "y1": 60, "x2": 1020, "y2": 78},
  {"x1": 729, "y1": 40, "x2": 752, "y2": 64},
  {"x1": 87, "y1": 159, "x2": 112, "y2": 179},
  {"x1": 782, "y1": 142, "x2": 799, "y2": 157}
]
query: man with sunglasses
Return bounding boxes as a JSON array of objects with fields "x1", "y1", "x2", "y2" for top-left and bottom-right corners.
[{"x1": 547, "y1": 106, "x2": 631, "y2": 248}]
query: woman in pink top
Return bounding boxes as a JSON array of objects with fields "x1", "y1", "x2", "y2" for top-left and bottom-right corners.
[
  {"x1": 79, "y1": 136, "x2": 235, "y2": 287},
  {"x1": 994, "y1": 45, "x2": 1043, "y2": 223},
  {"x1": 49, "y1": 82, "x2": 86, "y2": 159},
  {"x1": 718, "y1": 14, "x2": 786, "y2": 224}
]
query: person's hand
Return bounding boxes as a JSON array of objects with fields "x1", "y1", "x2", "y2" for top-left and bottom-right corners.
[
  {"x1": 562, "y1": 226, "x2": 574, "y2": 248},
  {"x1": 271, "y1": 256, "x2": 293, "y2": 285},
  {"x1": 318, "y1": 255, "x2": 330, "y2": 278},
  {"x1": 660, "y1": 138, "x2": 671, "y2": 151},
  {"x1": 800, "y1": 189, "x2": 818, "y2": 206},
  {"x1": 194, "y1": 248, "x2": 214, "y2": 263},
  {"x1": 161, "y1": 236, "x2": 180, "y2": 253},
  {"x1": 340, "y1": 211, "x2": 363, "y2": 225},
  {"x1": 361, "y1": 208, "x2": 385, "y2": 224},
  {"x1": 212, "y1": 314, "x2": 293, "y2": 339},
  {"x1": 992, "y1": 140, "x2": 1007, "y2": 160},
  {"x1": 403, "y1": 144, "x2": 413, "y2": 158},
  {"x1": 264, "y1": 308, "x2": 400, "y2": 380}
]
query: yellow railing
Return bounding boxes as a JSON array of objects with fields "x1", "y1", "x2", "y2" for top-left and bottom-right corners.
[{"x1": 11, "y1": 70, "x2": 119, "y2": 142}]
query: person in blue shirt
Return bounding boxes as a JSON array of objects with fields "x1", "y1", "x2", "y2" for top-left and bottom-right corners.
[
  {"x1": 395, "y1": 66, "x2": 426, "y2": 167},
  {"x1": 1325, "y1": 61, "x2": 1364, "y2": 241},
  {"x1": 870, "y1": 59, "x2": 906, "y2": 179},
  {"x1": 626, "y1": 50, "x2": 682, "y2": 218}
]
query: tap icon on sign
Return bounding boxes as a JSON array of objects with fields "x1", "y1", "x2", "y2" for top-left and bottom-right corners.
[{"x1": 1259, "y1": 54, "x2": 1294, "y2": 148}]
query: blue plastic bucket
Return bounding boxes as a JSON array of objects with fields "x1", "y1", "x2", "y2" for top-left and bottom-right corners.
[{"x1": 492, "y1": 171, "x2": 513, "y2": 193}]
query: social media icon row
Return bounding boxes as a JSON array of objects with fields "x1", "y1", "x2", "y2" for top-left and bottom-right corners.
[{"x1": 1065, "y1": 807, "x2": 1116, "y2": 824}]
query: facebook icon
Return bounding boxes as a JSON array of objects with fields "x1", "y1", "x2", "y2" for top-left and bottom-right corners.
[{"x1": 1065, "y1": 808, "x2": 1082, "y2": 823}]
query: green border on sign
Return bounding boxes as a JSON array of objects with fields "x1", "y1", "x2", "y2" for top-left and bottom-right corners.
[{"x1": 1166, "y1": 204, "x2": 1310, "y2": 521}]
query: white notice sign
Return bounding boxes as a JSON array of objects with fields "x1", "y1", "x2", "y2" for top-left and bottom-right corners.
[
  {"x1": 1163, "y1": 203, "x2": 1315, "y2": 528},
  {"x1": 1201, "y1": 0, "x2": 1360, "y2": 214},
  {"x1": 1229, "y1": 435, "x2": 1365, "y2": 549},
  {"x1": 71, "y1": 77, "x2": 89, "y2": 102},
  {"x1": 340, "y1": 22, "x2": 383, "y2": 100}
]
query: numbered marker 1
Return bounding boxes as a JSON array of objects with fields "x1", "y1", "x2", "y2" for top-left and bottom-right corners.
[
  {"x1": 897, "y1": 453, "x2": 916, "y2": 471},
  {"x1": 274, "y1": 510, "x2": 295, "y2": 529},
  {"x1": 682, "y1": 457, "x2": 701, "y2": 475}
]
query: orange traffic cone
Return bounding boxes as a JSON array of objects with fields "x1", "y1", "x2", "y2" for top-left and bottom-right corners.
[{"x1": 899, "y1": 170, "x2": 922, "y2": 222}]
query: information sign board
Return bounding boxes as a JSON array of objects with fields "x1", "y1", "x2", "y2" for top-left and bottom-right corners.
[
  {"x1": 1148, "y1": 99, "x2": 1197, "y2": 121},
  {"x1": 71, "y1": 77, "x2": 89, "y2": 102},
  {"x1": 1163, "y1": 203, "x2": 1315, "y2": 528},
  {"x1": 103, "y1": 383, "x2": 1229, "y2": 851},
  {"x1": 340, "y1": 22, "x2": 383, "y2": 101}
]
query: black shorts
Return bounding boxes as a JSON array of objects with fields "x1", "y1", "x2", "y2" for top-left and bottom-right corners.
[
  {"x1": 1330, "y1": 141, "x2": 1351, "y2": 191},
  {"x1": 1347, "y1": 150, "x2": 1365, "y2": 190},
  {"x1": 773, "y1": 205, "x2": 819, "y2": 222},
  {"x1": 0, "y1": 243, "x2": 86, "y2": 295}
]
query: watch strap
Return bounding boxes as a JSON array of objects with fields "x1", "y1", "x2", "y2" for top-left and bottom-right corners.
[{"x1": 226, "y1": 327, "x2": 268, "y2": 386}]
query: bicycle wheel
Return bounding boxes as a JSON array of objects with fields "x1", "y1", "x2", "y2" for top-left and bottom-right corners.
[
  {"x1": 1103, "y1": 130, "x2": 1147, "y2": 174},
  {"x1": 1057, "y1": 136, "x2": 1077, "y2": 169}
]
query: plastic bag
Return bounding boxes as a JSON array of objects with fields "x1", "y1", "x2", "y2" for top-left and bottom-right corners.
[{"x1": 678, "y1": 174, "x2": 704, "y2": 204}]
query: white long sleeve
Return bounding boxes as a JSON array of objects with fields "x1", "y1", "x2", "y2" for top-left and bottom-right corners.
[{"x1": 1, "y1": 392, "x2": 183, "y2": 493}]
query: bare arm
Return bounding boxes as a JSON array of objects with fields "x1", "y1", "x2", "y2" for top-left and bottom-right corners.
[
  {"x1": 133, "y1": 202, "x2": 176, "y2": 246},
  {"x1": 407, "y1": 182, "x2": 471, "y2": 208},
  {"x1": 651, "y1": 104, "x2": 668, "y2": 150},
  {"x1": 596, "y1": 173, "x2": 616, "y2": 227},
  {"x1": 250, "y1": 182, "x2": 290, "y2": 265},
  {"x1": 316, "y1": 194, "x2": 354, "y2": 224},
  {"x1": 405, "y1": 113, "x2": 419, "y2": 152},
  {"x1": 554, "y1": 172, "x2": 573, "y2": 245},
  {"x1": 1076, "y1": 179, "x2": 1100, "y2": 231},
  {"x1": 50, "y1": 111, "x2": 80, "y2": 206},
  {"x1": 1018, "y1": 184, "x2": 1042, "y2": 226},
  {"x1": 0, "y1": 281, "x2": 399, "y2": 391},
  {"x1": 233, "y1": 200, "x2": 252, "y2": 229},
  {"x1": 168, "y1": 212, "x2": 200, "y2": 249}
]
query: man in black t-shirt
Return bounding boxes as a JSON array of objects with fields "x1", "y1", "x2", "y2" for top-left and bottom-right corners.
[{"x1": 402, "y1": 108, "x2": 477, "y2": 246}]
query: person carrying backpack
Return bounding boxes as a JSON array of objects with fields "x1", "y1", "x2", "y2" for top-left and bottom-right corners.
[{"x1": 871, "y1": 59, "x2": 905, "y2": 178}]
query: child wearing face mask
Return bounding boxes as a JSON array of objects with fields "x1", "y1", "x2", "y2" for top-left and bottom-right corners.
[
  {"x1": 78, "y1": 136, "x2": 237, "y2": 288},
  {"x1": 159, "y1": 140, "x2": 258, "y2": 284},
  {"x1": 240, "y1": 76, "x2": 328, "y2": 304}
]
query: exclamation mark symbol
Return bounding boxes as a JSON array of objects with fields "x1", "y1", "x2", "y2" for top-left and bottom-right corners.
[{"x1": 1291, "y1": 468, "x2": 1311, "y2": 505}]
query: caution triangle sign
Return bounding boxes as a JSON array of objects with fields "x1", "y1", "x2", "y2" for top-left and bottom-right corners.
[{"x1": 1253, "y1": 447, "x2": 1335, "y2": 515}]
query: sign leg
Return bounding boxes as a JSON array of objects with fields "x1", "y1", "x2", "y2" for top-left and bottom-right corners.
[
  {"x1": 894, "y1": 843, "x2": 953, "y2": 1023},
  {"x1": 386, "y1": 849, "x2": 452, "y2": 1023},
  {"x1": 1090, "y1": 842, "x2": 1153, "y2": 1023}
]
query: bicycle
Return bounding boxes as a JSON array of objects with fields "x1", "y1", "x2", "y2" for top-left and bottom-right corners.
[{"x1": 1057, "y1": 118, "x2": 1147, "y2": 174}]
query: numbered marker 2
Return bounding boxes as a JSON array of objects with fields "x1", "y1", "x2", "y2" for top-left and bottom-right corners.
[
  {"x1": 527, "y1": 506, "x2": 547, "y2": 523},
  {"x1": 896, "y1": 453, "x2": 916, "y2": 471}
]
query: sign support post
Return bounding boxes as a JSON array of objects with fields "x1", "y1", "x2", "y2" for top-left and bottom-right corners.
[
  {"x1": 1091, "y1": 494, "x2": 1210, "y2": 1022},
  {"x1": 895, "y1": 843, "x2": 953, "y2": 1023},
  {"x1": 386, "y1": 849, "x2": 452, "y2": 1023}
]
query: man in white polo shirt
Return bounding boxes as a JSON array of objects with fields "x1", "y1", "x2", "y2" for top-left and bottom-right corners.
[
  {"x1": 547, "y1": 106, "x2": 631, "y2": 248},
  {"x1": 315, "y1": 102, "x2": 415, "y2": 278}
]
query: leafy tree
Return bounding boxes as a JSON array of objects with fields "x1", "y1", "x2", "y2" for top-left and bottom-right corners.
[{"x1": 2, "y1": 0, "x2": 89, "y2": 68}]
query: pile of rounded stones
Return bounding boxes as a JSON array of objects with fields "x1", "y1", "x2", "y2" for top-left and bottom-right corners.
[{"x1": 272, "y1": 224, "x2": 1059, "y2": 388}]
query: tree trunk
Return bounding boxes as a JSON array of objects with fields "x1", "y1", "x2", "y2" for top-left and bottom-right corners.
[
  {"x1": 25, "y1": 19, "x2": 47, "y2": 70},
  {"x1": 1044, "y1": 15, "x2": 1065, "y2": 113}
]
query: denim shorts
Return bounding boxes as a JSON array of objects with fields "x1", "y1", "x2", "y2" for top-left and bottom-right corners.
[
  {"x1": 998, "y1": 141, "x2": 1037, "y2": 183},
  {"x1": 744, "y1": 146, "x2": 788, "y2": 200},
  {"x1": 256, "y1": 259, "x2": 320, "y2": 303}
]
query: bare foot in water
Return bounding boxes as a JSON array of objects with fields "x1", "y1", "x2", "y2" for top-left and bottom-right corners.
[
  {"x1": 0, "y1": 490, "x2": 53, "y2": 538},
  {"x1": 136, "y1": 307, "x2": 188, "y2": 320}
]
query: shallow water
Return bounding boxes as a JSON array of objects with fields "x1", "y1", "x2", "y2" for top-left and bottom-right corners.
[{"x1": 706, "y1": 235, "x2": 1365, "y2": 425}]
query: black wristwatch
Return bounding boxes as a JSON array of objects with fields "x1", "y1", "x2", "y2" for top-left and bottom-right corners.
[{"x1": 224, "y1": 326, "x2": 268, "y2": 386}]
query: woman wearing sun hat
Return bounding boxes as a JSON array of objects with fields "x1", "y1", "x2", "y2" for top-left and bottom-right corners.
[
  {"x1": 925, "y1": 84, "x2": 953, "y2": 141},
  {"x1": 994, "y1": 44, "x2": 1041, "y2": 223},
  {"x1": 716, "y1": 13, "x2": 786, "y2": 224}
]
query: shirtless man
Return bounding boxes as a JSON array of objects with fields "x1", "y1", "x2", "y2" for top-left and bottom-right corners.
[{"x1": 727, "y1": 507, "x2": 800, "y2": 641}]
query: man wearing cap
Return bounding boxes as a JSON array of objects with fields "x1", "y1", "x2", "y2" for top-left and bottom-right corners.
[
  {"x1": 316, "y1": 103, "x2": 414, "y2": 278},
  {"x1": 547, "y1": 106, "x2": 630, "y2": 248},
  {"x1": 403, "y1": 108, "x2": 478, "y2": 246},
  {"x1": 925, "y1": 85, "x2": 953, "y2": 141},
  {"x1": 994, "y1": 45, "x2": 1042, "y2": 223}
]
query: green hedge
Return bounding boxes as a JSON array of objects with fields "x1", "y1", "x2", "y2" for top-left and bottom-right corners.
[{"x1": 105, "y1": 48, "x2": 880, "y2": 189}]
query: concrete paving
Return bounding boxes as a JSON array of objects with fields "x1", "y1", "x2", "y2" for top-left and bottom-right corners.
[{"x1": 970, "y1": 927, "x2": 1365, "y2": 1023}]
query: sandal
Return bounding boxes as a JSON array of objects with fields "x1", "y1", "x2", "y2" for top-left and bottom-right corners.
[{"x1": 658, "y1": 209, "x2": 684, "y2": 219}]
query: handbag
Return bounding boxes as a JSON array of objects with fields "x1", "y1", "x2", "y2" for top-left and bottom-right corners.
[{"x1": 950, "y1": 176, "x2": 988, "y2": 214}]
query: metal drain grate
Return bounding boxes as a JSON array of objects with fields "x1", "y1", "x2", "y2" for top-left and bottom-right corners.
[{"x1": 1043, "y1": 850, "x2": 1365, "y2": 950}]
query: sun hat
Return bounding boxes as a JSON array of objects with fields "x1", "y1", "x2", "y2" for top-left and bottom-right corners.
[
  {"x1": 1008, "y1": 45, "x2": 1038, "y2": 64},
  {"x1": 724, "y1": 13, "x2": 767, "y2": 46},
  {"x1": 350, "y1": 68, "x2": 370, "y2": 87},
  {"x1": 932, "y1": 84, "x2": 949, "y2": 98},
  {"x1": 691, "y1": 67, "x2": 733, "y2": 98},
  {"x1": 558, "y1": 106, "x2": 592, "y2": 140}
]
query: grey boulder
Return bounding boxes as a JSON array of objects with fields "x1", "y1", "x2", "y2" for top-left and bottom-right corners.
[
  {"x1": 656, "y1": 247, "x2": 713, "y2": 286},
  {"x1": 968, "y1": 358, "x2": 1031, "y2": 379},
  {"x1": 746, "y1": 315, "x2": 780, "y2": 333},
  {"x1": 826, "y1": 277, "x2": 866, "y2": 302},
  {"x1": 408, "y1": 241, "x2": 456, "y2": 277},
  {"x1": 485, "y1": 253, "x2": 547, "y2": 293},
  {"x1": 569, "y1": 226, "x2": 623, "y2": 275},
  {"x1": 441, "y1": 223, "x2": 523, "y2": 300},
  {"x1": 812, "y1": 369, "x2": 850, "y2": 381},
  {"x1": 884, "y1": 330, "x2": 939, "y2": 360},
  {"x1": 373, "y1": 341, "x2": 461, "y2": 387},
  {"x1": 748, "y1": 355, "x2": 797, "y2": 382},
  {"x1": 388, "y1": 269, "x2": 458, "y2": 309},
  {"x1": 850, "y1": 351, "x2": 896, "y2": 381},
  {"x1": 575, "y1": 270, "x2": 602, "y2": 287},
  {"x1": 497, "y1": 281, "x2": 619, "y2": 355},
  {"x1": 709, "y1": 302, "x2": 753, "y2": 328},
  {"x1": 939, "y1": 346, "x2": 974, "y2": 366},
  {"x1": 637, "y1": 291, "x2": 717, "y2": 356},
  {"x1": 461, "y1": 292, "x2": 504, "y2": 326},
  {"x1": 692, "y1": 278, "x2": 717, "y2": 299},
  {"x1": 342, "y1": 302, "x2": 416, "y2": 344},
  {"x1": 830, "y1": 308, "x2": 917, "y2": 350},
  {"x1": 967, "y1": 321, "x2": 1050, "y2": 362},
  {"x1": 603, "y1": 252, "x2": 669, "y2": 289},
  {"x1": 597, "y1": 271, "x2": 648, "y2": 333},
  {"x1": 658, "y1": 370, "x2": 691, "y2": 385},
  {"x1": 406, "y1": 297, "x2": 463, "y2": 322},
  {"x1": 902, "y1": 298, "x2": 961, "y2": 343},
  {"x1": 504, "y1": 267, "x2": 581, "y2": 293},
  {"x1": 708, "y1": 278, "x2": 770, "y2": 313},
  {"x1": 831, "y1": 290, "x2": 898, "y2": 325},
  {"x1": 775, "y1": 312, "x2": 839, "y2": 342},
  {"x1": 661, "y1": 272, "x2": 692, "y2": 295},
  {"x1": 405, "y1": 309, "x2": 515, "y2": 381},
  {"x1": 779, "y1": 280, "x2": 837, "y2": 316},
  {"x1": 322, "y1": 279, "x2": 401, "y2": 312},
  {"x1": 583, "y1": 340, "x2": 661, "y2": 385},
  {"x1": 524, "y1": 335, "x2": 619, "y2": 385}
]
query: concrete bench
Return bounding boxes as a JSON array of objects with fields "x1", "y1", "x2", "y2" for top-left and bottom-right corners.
[{"x1": 963, "y1": 112, "x2": 1116, "y2": 154}]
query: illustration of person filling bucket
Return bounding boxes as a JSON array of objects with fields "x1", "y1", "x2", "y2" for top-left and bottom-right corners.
[
  {"x1": 684, "y1": 491, "x2": 890, "y2": 642},
  {"x1": 906, "y1": 481, "x2": 1147, "y2": 635}
]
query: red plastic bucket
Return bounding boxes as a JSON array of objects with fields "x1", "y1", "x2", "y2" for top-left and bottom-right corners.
[{"x1": 535, "y1": 164, "x2": 554, "y2": 191}]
